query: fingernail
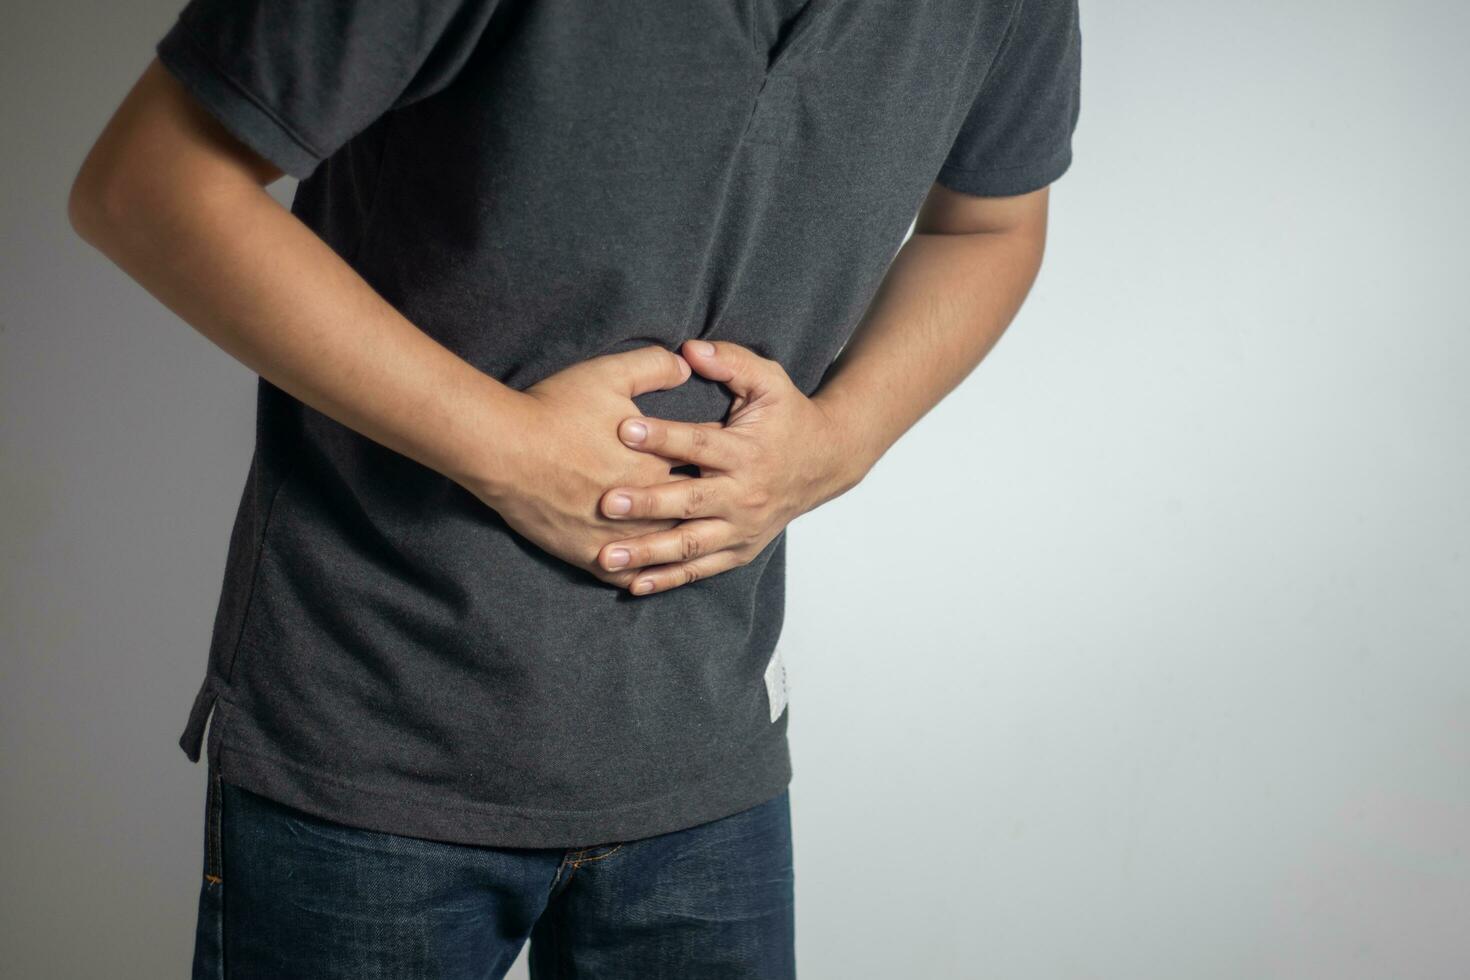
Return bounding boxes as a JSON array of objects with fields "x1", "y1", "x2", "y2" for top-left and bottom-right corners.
[
  {"x1": 623, "y1": 420, "x2": 647, "y2": 444},
  {"x1": 607, "y1": 494, "x2": 632, "y2": 515},
  {"x1": 633, "y1": 580, "x2": 654, "y2": 595},
  {"x1": 691, "y1": 340, "x2": 715, "y2": 357},
  {"x1": 606, "y1": 548, "x2": 630, "y2": 569}
]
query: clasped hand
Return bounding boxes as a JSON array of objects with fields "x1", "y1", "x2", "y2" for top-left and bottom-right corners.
[
  {"x1": 596, "y1": 339, "x2": 853, "y2": 596},
  {"x1": 483, "y1": 340, "x2": 855, "y2": 596}
]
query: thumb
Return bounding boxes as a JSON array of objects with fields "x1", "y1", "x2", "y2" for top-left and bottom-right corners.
[
  {"x1": 681, "y1": 340, "x2": 776, "y2": 400},
  {"x1": 606, "y1": 344, "x2": 692, "y2": 398}
]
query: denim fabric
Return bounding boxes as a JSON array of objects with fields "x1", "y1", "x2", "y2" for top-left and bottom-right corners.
[{"x1": 189, "y1": 772, "x2": 795, "y2": 979}]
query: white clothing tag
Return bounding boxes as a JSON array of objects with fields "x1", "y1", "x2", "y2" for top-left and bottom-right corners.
[{"x1": 764, "y1": 644, "x2": 789, "y2": 723}]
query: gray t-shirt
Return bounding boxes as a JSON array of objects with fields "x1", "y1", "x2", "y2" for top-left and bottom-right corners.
[{"x1": 157, "y1": 0, "x2": 1081, "y2": 848}]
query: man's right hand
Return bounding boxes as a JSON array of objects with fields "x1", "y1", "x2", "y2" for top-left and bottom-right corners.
[
  {"x1": 68, "y1": 61, "x2": 695, "y2": 591},
  {"x1": 470, "y1": 345, "x2": 696, "y2": 587}
]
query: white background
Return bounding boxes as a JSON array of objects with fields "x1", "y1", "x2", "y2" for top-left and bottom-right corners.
[{"x1": 4, "y1": 1, "x2": 1468, "y2": 977}]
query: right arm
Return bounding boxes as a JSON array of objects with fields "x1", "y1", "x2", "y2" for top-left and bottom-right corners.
[{"x1": 68, "y1": 58, "x2": 687, "y2": 584}]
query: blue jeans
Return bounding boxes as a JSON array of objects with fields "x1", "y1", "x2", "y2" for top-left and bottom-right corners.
[{"x1": 190, "y1": 770, "x2": 796, "y2": 979}]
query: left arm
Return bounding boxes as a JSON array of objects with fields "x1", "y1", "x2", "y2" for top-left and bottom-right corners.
[
  {"x1": 598, "y1": 182, "x2": 1051, "y2": 595},
  {"x1": 811, "y1": 182, "x2": 1050, "y2": 493}
]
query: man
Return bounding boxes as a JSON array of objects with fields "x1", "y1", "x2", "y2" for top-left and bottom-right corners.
[{"x1": 69, "y1": 0, "x2": 1080, "y2": 975}]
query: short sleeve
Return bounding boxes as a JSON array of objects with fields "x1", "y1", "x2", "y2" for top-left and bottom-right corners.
[
  {"x1": 154, "y1": 0, "x2": 502, "y2": 180},
  {"x1": 936, "y1": 0, "x2": 1082, "y2": 198}
]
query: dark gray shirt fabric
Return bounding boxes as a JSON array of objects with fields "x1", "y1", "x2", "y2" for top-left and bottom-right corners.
[{"x1": 157, "y1": 0, "x2": 1081, "y2": 848}]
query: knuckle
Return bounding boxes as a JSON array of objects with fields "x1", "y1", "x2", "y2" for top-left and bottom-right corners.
[
  {"x1": 651, "y1": 347, "x2": 681, "y2": 377},
  {"x1": 742, "y1": 486, "x2": 772, "y2": 511},
  {"x1": 598, "y1": 567, "x2": 632, "y2": 587},
  {"x1": 679, "y1": 528, "x2": 703, "y2": 560},
  {"x1": 741, "y1": 541, "x2": 763, "y2": 562},
  {"x1": 680, "y1": 565, "x2": 702, "y2": 586},
  {"x1": 680, "y1": 486, "x2": 705, "y2": 519}
]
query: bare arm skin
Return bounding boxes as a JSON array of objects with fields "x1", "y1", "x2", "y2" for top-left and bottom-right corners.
[
  {"x1": 813, "y1": 182, "x2": 1049, "y2": 482},
  {"x1": 599, "y1": 182, "x2": 1051, "y2": 594},
  {"x1": 68, "y1": 58, "x2": 691, "y2": 586}
]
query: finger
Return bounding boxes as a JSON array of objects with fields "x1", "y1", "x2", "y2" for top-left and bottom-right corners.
[
  {"x1": 603, "y1": 344, "x2": 692, "y2": 397},
  {"x1": 618, "y1": 416, "x2": 745, "y2": 469},
  {"x1": 593, "y1": 566, "x2": 642, "y2": 589},
  {"x1": 627, "y1": 550, "x2": 745, "y2": 596},
  {"x1": 601, "y1": 476, "x2": 737, "y2": 521},
  {"x1": 598, "y1": 518, "x2": 734, "y2": 572},
  {"x1": 680, "y1": 339, "x2": 779, "y2": 400}
]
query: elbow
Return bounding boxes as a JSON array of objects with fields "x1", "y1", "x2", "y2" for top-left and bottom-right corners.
[
  {"x1": 68, "y1": 127, "x2": 180, "y2": 250},
  {"x1": 68, "y1": 57, "x2": 262, "y2": 250},
  {"x1": 66, "y1": 162, "x2": 98, "y2": 243},
  {"x1": 67, "y1": 149, "x2": 132, "y2": 248}
]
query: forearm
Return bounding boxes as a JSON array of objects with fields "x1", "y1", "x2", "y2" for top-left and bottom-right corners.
[
  {"x1": 813, "y1": 214, "x2": 1047, "y2": 492},
  {"x1": 68, "y1": 62, "x2": 524, "y2": 497}
]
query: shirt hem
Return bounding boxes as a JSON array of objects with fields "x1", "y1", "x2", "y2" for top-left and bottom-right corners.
[
  {"x1": 209, "y1": 723, "x2": 793, "y2": 850},
  {"x1": 935, "y1": 142, "x2": 1074, "y2": 198}
]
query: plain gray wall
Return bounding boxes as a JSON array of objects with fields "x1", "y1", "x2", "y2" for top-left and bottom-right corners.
[{"x1": 4, "y1": 1, "x2": 1468, "y2": 977}]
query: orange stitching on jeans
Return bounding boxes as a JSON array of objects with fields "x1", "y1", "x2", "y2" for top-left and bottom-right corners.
[
  {"x1": 204, "y1": 873, "x2": 222, "y2": 884},
  {"x1": 570, "y1": 844, "x2": 624, "y2": 868}
]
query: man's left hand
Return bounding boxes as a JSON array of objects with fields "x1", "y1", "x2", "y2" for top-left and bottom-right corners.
[{"x1": 596, "y1": 339, "x2": 861, "y2": 595}]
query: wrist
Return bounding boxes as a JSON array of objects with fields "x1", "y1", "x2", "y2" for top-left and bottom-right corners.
[
  {"x1": 809, "y1": 391, "x2": 882, "y2": 505},
  {"x1": 449, "y1": 379, "x2": 540, "y2": 508}
]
